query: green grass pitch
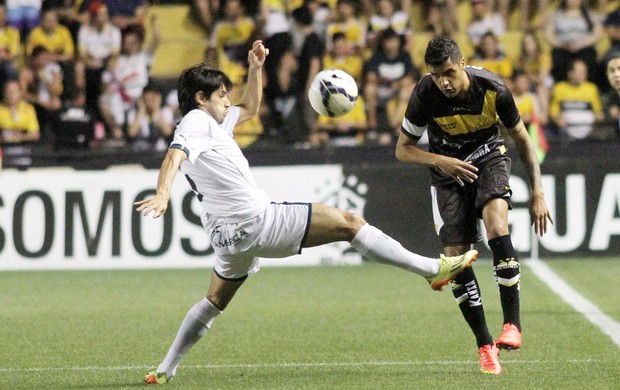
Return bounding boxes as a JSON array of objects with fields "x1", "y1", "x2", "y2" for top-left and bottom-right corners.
[{"x1": 1, "y1": 258, "x2": 619, "y2": 389}]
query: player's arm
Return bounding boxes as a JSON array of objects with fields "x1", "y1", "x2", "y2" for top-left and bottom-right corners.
[
  {"x1": 505, "y1": 120, "x2": 554, "y2": 235},
  {"x1": 134, "y1": 147, "x2": 188, "y2": 218},
  {"x1": 395, "y1": 131, "x2": 478, "y2": 187},
  {"x1": 237, "y1": 40, "x2": 269, "y2": 125}
]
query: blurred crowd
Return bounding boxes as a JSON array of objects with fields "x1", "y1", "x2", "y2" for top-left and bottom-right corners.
[{"x1": 0, "y1": 0, "x2": 619, "y2": 158}]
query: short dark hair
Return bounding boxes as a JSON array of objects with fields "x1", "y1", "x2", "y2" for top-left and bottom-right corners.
[
  {"x1": 177, "y1": 64, "x2": 233, "y2": 116},
  {"x1": 424, "y1": 36, "x2": 462, "y2": 66},
  {"x1": 292, "y1": 5, "x2": 312, "y2": 26},
  {"x1": 31, "y1": 45, "x2": 48, "y2": 58},
  {"x1": 605, "y1": 51, "x2": 620, "y2": 69}
]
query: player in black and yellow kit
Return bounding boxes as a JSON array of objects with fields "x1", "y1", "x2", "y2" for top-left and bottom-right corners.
[{"x1": 395, "y1": 36, "x2": 554, "y2": 375}]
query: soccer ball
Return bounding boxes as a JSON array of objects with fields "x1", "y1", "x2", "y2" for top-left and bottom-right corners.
[{"x1": 308, "y1": 69, "x2": 358, "y2": 117}]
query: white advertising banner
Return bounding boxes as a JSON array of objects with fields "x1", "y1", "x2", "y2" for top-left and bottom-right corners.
[{"x1": 0, "y1": 165, "x2": 365, "y2": 270}]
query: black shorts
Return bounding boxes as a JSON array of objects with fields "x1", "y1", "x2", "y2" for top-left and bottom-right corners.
[{"x1": 431, "y1": 155, "x2": 513, "y2": 246}]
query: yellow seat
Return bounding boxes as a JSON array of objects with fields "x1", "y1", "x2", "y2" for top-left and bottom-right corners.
[
  {"x1": 144, "y1": 5, "x2": 207, "y2": 78},
  {"x1": 500, "y1": 30, "x2": 524, "y2": 61},
  {"x1": 150, "y1": 42, "x2": 207, "y2": 78},
  {"x1": 411, "y1": 31, "x2": 432, "y2": 70}
]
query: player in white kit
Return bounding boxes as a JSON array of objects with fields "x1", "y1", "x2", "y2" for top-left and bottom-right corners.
[{"x1": 136, "y1": 40, "x2": 478, "y2": 385}]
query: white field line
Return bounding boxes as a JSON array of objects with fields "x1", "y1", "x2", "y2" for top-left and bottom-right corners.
[
  {"x1": 526, "y1": 258, "x2": 620, "y2": 348},
  {"x1": 0, "y1": 359, "x2": 606, "y2": 373}
]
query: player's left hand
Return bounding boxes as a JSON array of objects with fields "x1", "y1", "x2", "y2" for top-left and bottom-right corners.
[
  {"x1": 248, "y1": 40, "x2": 269, "y2": 68},
  {"x1": 530, "y1": 194, "x2": 553, "y2": 236}
]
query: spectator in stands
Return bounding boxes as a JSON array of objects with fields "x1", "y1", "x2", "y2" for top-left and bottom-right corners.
[
  {"x1": 0, "y1": 3, "x2": 21, "y2": 83},
  {"x1": 98, "y1": 55, "x2": 125, "y2": 140},
  {"x1": 259, "y1": 1, "x2": 295, "y2": 114},
  {"x1": 545, "y1": 0, "x2": 603, "y2": 86},
  {"x1": 466, "y1": 0, "x2": 506, "y2": 47},
  {"x1": 550, "y1": 59, "x2": 604, "y2": 139},
  {"x1": 366, "y1": 0, "x2": 412, "y2": 52},
  {"x1": 25, "y1": 8, "x2": 75, "y2": 64},
  {"x1": 604, "y1": 50, "x2": 620, "y2": 137},
  {"x1": 102, "y1": 0, "x2": 147, "y2": 30},
  {"x1": 510, "y1": 70, "x2": 543, "y2": 127},
  {"x1": 281, "y1": 5, "x2": 323, "y2": 146},
  {"x1": 6, "y1": 0, "x2": 41, "y2": 42},
  {"x1": 363, "y1": 27, "x2": 417, "y2": 145},
  {"x1": 76, "y1": 1, "x2": 121, "y2": 133},
  {"x1": 209, "y1": 0, "x2": 255, "y2": 85},
  {"x1": 314, "y1": 99, "x2": 368, "y2": 147},
  {"x1": 98, "y1": 17, "x2": 159, "y2": 142},
  {"x1": 604, "y1": 7, "x2": 620, "y2": 53},
  {"x1": 164, "y1": 88, "x2": 181, "y2": 125},
  {"x1": 19, "y1": 45, "x2": 63, "y2": 139},
  {"x1": 325, "y1": 0, "x2": 365, "y2": 55},
  {"x1": 468, "y1": 31, "x2": 513, "y2": 83},
  {"x1": 55, "y1": 88, "x2": 95, "y2": 148},
  {"x1": 514, "y1": 30, "x2": 552, "y2": 124},
  {"x1": 323, "y1": 31, "x2": 364, "y2": 82},
  {"x1": 258, "y1": 0, "x2": 292, "y2": 41},
  {"x1": 263, "y1": 45, "x2": 299, "y2": 143},
  {"x1": 305, "y1": 0, "x2": 330, "y2": 39},
  {"x1": 422, "y1": 0, "x2": 459, "y2": 37},
  {"x1": 518, "y1": 0, "x2": 549, "y2": 30},
  {"x1": 46, "y1": 0, "x2": 88, "y2": 42},
  {"x1": 126, "y1": 83, "x2": 173, "y2": 151},
  {"x1": 601, "y1": 6, "x2": 620, "y2": 92},
  {"x1": 191, "y1": 0, "x2": 220, "y2": 35},
  {"x1": 0, "y1": 79, "x2": 40, "y2": 144}
]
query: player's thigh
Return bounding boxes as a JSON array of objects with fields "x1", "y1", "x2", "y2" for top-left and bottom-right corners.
[
  {"x1": 304, "y1": 203, "x2": 365, "y2": 247},
  {"x1": 431, "y1": 184, "x2": 480, "y2": 246},
  {"x1": 476, "y1": 156, "x2": 512, "y2": 238}
]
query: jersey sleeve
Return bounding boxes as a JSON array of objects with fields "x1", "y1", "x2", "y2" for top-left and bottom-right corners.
[
  {"x1": 170, "y1": 111, "x2": 211, "y2": 163},
  {"x1": 400, "y1": 82, "x2": 429, "y2": 140}
]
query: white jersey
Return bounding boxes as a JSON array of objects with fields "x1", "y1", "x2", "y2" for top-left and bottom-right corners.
[{"x1": 171, "y1": 107, "x2": 269, "y2": 221}]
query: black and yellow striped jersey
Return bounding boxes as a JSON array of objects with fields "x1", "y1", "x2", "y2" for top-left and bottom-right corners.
[{"x1": 402, "y1": 66, "x2": 521, "y2": 184}]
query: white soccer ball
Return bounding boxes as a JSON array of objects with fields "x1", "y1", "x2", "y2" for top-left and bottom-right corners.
[{"x1": 308, "y1": 69, "x2": 358, "y2": 117}]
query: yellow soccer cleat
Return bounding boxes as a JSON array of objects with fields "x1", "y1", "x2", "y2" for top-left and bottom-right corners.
[
  {"x1": 427, "y1": 250, "x2": 478, "y2": 291},
  {"x1": 144, "y1": 371, "x2": 171, "y2": 385}
]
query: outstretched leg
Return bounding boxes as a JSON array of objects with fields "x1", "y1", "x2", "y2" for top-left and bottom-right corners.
[
  {"x1": 306, "y1": 203, "x2": 475, "y2": 286},
  {"x1": 145, "y1": 272, "x2": 245, "y2": 384}
]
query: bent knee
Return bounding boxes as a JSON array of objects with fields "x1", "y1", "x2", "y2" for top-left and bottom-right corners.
[{"x1": 341, "y1": 212, "x2": 366, "y2": 240}]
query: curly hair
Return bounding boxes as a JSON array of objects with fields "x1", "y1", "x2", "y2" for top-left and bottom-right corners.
[{"x1": 424, "y1": 35, "x2": 462, "y2": 66}]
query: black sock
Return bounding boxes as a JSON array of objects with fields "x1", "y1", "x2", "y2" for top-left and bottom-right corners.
[
  {"x1": 451, "y1": 267, "x2": 494, "y2": 348},
  {"x1": 489, "y1": 235, "x2": 521, "y2": 330}
]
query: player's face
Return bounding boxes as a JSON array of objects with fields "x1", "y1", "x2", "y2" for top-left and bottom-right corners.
[
  {"x1": 202, "y1": 85, "x2": 231, "y2": 124},
  {"x1": 428, "y1": 57, "x2": 467, "y2": 99},
  {"x1": 607, "y1": 58, "x2": 620, "y2": 94}
]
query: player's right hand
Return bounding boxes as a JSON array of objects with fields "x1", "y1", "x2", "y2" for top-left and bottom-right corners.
[
  {"x1": 438, "y1": 156, "x2": 479, "y2": 186},
  {"x1": 134, "y1": 195, "x2": 169, "y2": 219}
]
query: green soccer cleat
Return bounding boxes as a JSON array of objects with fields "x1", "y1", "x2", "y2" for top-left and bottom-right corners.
[
  {"x1": 427, "y1": 250, "x2": 478, "y2": 291},
  {"x1": 144, "y1": 371, "x2": 172, "y2": 385}
]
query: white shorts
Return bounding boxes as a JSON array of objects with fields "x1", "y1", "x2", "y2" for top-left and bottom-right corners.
[{"x1": 203, "y1": 202, "x2": 312, "y2": 280}]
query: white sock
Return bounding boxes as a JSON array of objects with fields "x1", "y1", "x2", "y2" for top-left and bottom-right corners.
[
  {"x1": 157, "y1": 298, "x2": 222, "y2": 378},
  {"x1": 351, "y1": 223, "x2": 439, "y2": 277}
]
